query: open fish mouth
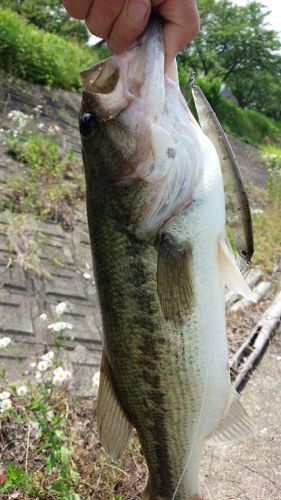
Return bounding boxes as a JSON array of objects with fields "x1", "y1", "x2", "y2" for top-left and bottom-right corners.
[{"x1": 80, "y1": 15, "x2": 165, "y2": 123}]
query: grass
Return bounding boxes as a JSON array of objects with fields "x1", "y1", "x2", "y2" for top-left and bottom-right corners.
[
  {"x1": 0, "y1": 315, "x2": 147, "y2": 500},
  {"x1": 1, "y1": 117, "x2": 85, "y2": 229},
  {"x1": 0, "y1": 8, "x2": 101, "y2": 91},
  {"x1": 215, "y1": 97, "x2": 281, "y2": 147},
  {"x1": 248, "y1": 186, "x2": 281, "y2": 274}
]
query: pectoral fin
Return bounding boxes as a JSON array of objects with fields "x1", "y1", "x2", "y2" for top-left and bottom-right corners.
[
  {"x1": 208, "y1": 387, "x2": 256, "y2": 444},
  {"x1": 157, "y1": 233, "x2": 193, "y2": 325},
  {"x1": 218, "y1": 239, "x2": 255, "y2": 301},
  {"x1": 97, "y1": 352, "x2": 133, "y2": 460}
]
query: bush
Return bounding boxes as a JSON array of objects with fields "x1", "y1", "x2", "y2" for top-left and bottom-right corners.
[
  {"x1": 0, "y1": 8, "x2": 100, "y2": 91},
  {"x1": 215, "y1": 97, "x2": 281, "y2": 147}
]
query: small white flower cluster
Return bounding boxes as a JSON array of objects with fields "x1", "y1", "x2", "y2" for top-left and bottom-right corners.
[
  {"x1": 32, "y1": 104, "x2": 43, "y2": 118},
  {"x1": 39, "y1": 302, "x2": 71, "y2": 329},
  {"x1": 7, "y1": 110, "x2": 31, "y2": 132},
  {"x1": 31, "y1": 351, "x2": 72, "y2": 386},
  {"x1": 16, "y1": 385, "x2": 28, "y2": 396},
  {"x1": 0, "y1": 337, "x2": 12, "y2": 349},
  {"x1": 47, "y1": 322, "x2": 73, "y2": 333},
  {"x1": 32, "y1": 350, "x2": 55, "y2": 381},
  {"x1": 52, "y1": 366, "x2": 72, "y2": 386},
  {"x1": 55, "y1": 302, "x2": 67, "y2": 316},
  {"x1": 48, "y1": 125, "x2": 60, "y2": 134},
  {"x1": 0, "y1": 391, "x2": 12, "y2": 413}
]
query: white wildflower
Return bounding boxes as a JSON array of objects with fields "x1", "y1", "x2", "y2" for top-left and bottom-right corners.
[
  {"x1": 41, "y1": 351, "x2": 54, "y2": 364},
  {"x1": 0, "y1": 337, "x2": 12, "y2": 349},
  {"x1": 83, "y1": 272, "x2": 91, "y2": 280},
  {"x1": 35, "y1": 371, "x2": 42, "y2": 381},
  {"x1": 37, "y1": 360, "x2": 49, "y2": 372},
  {"x1": 30, "y1": 362, "x2": 37, "y2": 368},
  {"x1": 92, "y1": 371, "x2": 100, "y2": 388},
  {"x1": 39, "y1": 313, "x2": 48, "y2": 322},
  {"x1": 47, "y1": 321, "x2": 73, "y2": 332},
  {"x1": 16, "y1": 385, "x2": 28, "y2": 396},
  {"x1": 0, "y1": 398, "x2": 12, "y2": 412},
  {"x1": 53, "y1": 366, "x2": 64, "y2": 376},
  {"x1": 52, "y1": 373, "x2": 65, "y2": 386},
  {"x1": 37, "y1": 123, "x2": 44, "y2": 129},
  {"x1": 55, "y1": 302, "x2": 67, "y2": 316},
  {"x1": 7, "y1": 110, "x2": 30, "y2": 130},
  {"x1": 0, "y1": 391, "x2": 11, "y2": 400}
]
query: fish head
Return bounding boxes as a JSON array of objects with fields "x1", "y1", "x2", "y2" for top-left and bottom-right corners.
[
  {"x1": 80, "y1": 17, "x2": 204, "y2": 238},
  {"x1": 80, "y1": 18, "x2": 165, "y2": 184}
]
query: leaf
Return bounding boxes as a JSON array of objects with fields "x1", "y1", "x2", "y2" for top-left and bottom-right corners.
[
  {"x1": 60, "y1": 446, "x2": 70, "y2": 465},
  {"x1": 69, "y1": 467, "x2": 80, "y2": 484}
]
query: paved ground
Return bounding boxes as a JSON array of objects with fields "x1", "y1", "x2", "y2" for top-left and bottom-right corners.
[
  {"x1": 0, "y1": 79, "x2": 103, "y2": 388},
  {"x1": 202, "y1": 328, "x2": 281, "y2": 500}
]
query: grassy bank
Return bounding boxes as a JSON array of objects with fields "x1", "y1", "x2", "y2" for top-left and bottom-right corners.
[
  {"x1": 0, "y1": 8, "x2": 99, "y2": 91},
  {"x1": 216, "y1": 97, "x2": 281, "y2": 147}
]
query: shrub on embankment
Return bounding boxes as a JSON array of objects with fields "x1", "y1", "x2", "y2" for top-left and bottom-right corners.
[{"x1": 0, "y1": 8, "x2": 99, "y2": 91}]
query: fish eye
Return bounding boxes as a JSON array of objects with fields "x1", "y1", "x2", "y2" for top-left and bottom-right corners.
[{"x1": 79, "y1": 112, "x2": 97, "y2": 138}]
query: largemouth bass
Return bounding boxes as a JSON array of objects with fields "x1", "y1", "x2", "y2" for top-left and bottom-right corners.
[{"x1": 79, "y1": 17, "x2": 255, "y2": 500}]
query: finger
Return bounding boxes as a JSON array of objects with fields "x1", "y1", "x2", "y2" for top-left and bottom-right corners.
[
  {"x1": 107, "y1": 0, "x2": 151, "y2": 54},
  {"x1": 62, "y1": 0, "x2": 93, "y2": 20},
  {"x1": 152, "y1": 0, "x2": 200, "y2": 66},
  {"x1": 85, "y1": 0, "x2": 124, "y2": 38}
]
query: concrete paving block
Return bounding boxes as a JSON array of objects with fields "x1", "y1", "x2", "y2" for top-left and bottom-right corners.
[
  {"x1": 0, "y1": 263, "x2": 26, "y2": 291},
  {"x1": 0, "y1": 233, "x2": 7, "y2": 251},
  {"x1": 45, "y1": 268, "x2": 87, "y2": 301},
  {"x1": 0, "y1": 290, "x2": 34, "y2": 336}
]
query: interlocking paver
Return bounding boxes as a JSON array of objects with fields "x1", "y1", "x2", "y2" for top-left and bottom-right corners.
[
  {"x1": 0, "y1": 80, "x2": 103, "y2": 387},
  {"x1": 0, "y1": 290, "x2": 34, "y2": 336}
]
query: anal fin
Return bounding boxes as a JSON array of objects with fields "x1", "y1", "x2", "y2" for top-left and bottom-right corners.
[
  {"x1": 97, "y1": 352, "x2": 133, "y2": 460},
  {"x1": 208, "y1": 387, "x2": 257, "y2": 445},
  {"x1": 157, "y1": 233, "x2": 193, "y2": 325}
]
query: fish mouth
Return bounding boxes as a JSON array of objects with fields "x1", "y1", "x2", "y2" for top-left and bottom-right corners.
[{"x1": 80, "y1": 15, "x2": 165, "y2": 122}]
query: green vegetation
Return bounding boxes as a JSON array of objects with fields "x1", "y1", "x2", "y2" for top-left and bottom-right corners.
[
  {"x1": 247, "y1": 184, "x2": 281, "y2": 273},
  {"x1": 2, "y1": 110, "x2": 85, "y2": 228},
  {"x1": 0, "y1": 0, "x2": 88, "y2": 43},
  {"x1": 180, "y1": 0, "x2": 281, "y2": 120},
  {"x1": 215, "y1": 97, "x2": 281, "y2": 146},
  {"x1": 0, "y1": 8, "x2": 98, "y2": 91},
  {"x1": 0, "y1": 318, "x2": 146, "y2": 499}
]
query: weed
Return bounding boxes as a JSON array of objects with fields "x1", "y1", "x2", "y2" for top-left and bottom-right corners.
[
  {"x1": 0, "y1": 310, "x2": 82, "y2": 499},
  {"x1": 262, "y1": 149, "x2": 281, "y2": 206},
  {"x1": 2, "y1": 111, "x2": 85, "y2": 229}
]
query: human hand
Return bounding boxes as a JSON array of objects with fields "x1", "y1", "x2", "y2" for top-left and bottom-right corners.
[{"x1": 62, "y1": 0, "x2": 199, "y2": 67}]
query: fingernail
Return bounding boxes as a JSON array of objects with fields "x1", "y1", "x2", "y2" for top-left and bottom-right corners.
[{"x1": 127, "y1": 0, "x2": 149, "y2": 22}]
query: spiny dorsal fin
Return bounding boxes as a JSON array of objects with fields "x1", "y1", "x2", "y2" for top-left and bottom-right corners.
[
  {"x1": 218, "y1": 239, "x2": 255, "y2": 301},
  {"x1": 208, "y1": 387, "x2": 257, "y2": 444},
  {"x1": 97, "y1": 352, "x2": 133, "y2": 460},
  {"x1": 157, "y1": 233, "x2": 193, "y2": 325}
]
